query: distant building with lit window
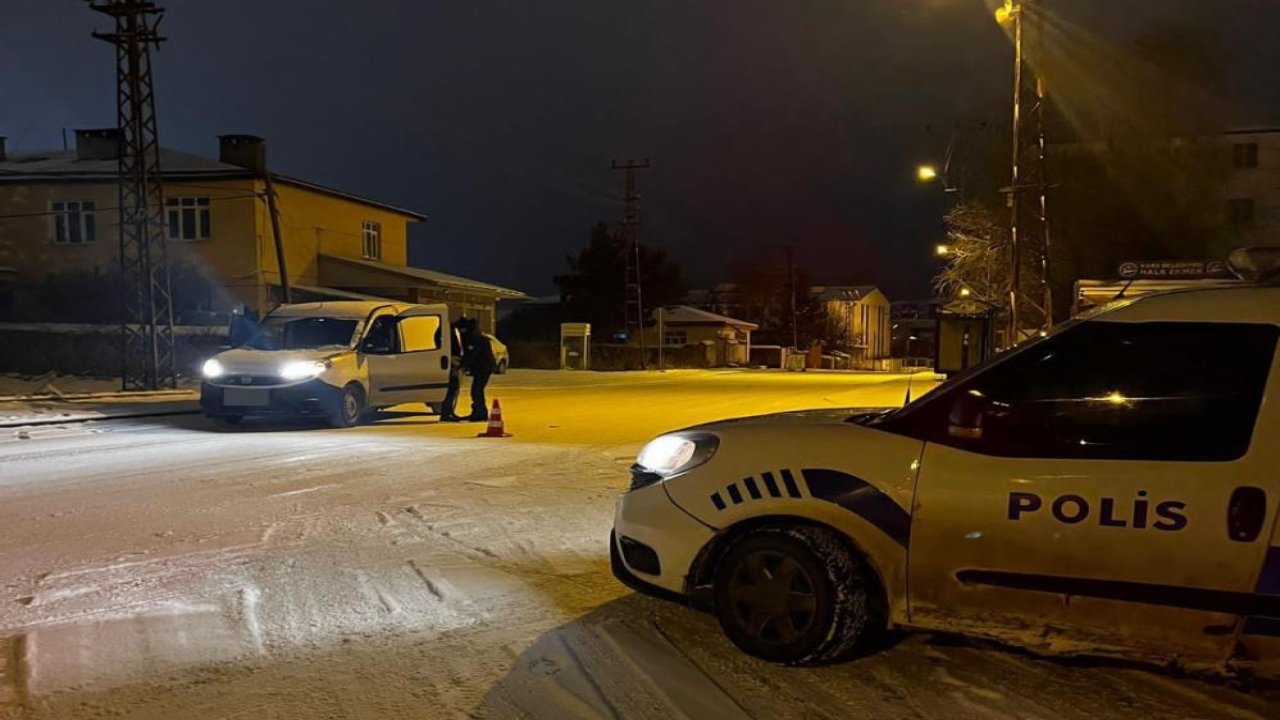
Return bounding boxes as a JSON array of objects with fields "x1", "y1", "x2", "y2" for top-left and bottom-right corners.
[{"x1": 0, "y1": 130, "x2": 521, "y2": 330}]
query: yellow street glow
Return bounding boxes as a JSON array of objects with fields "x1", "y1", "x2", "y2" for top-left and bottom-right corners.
[
  {"x1": 959, "y1": 287, "x2": 972, "y2": 298},
  {"x1": 917, "y1": 165, "x2": 939, "y2": 182},
  {"x1": 935, "y1": 244, "x2": 952, "y2": 257},
  {"x1": 995, "y1": 1, "x2": 1016, "y2": 26},
  {"x1": 1103, "y1": 392, "x2": 1129, "y2": 405}
]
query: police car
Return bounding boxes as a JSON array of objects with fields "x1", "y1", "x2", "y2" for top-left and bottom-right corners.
[{"x1": 612, "y1": 248, "x2": 1280, "y2": 670}]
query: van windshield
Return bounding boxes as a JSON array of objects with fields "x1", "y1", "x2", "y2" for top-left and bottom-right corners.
[{"x1": 242, "y1": 317, "x2": 359, "y2": 351}]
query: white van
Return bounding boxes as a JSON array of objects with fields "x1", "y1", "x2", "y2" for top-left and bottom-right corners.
[{"x1": 200, "y1": 301, "x2": 453, "y2": 427}]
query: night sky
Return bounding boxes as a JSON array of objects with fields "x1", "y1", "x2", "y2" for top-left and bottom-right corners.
[{"x1": 5, "y1": 1, "x2": 1279, "y2": 299}]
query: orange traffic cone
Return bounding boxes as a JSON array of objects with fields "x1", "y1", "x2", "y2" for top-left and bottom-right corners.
[{"x1": 477, "y1": 399, "x2": 512, "y2": 438}]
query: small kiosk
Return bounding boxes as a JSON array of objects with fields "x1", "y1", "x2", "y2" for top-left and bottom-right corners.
[
  {"x1": 560, "y1": 322, "x2": 591, "y2": 370},
  {"x1": 935, "y1": 299, "x2": 996, "y2": 376}
]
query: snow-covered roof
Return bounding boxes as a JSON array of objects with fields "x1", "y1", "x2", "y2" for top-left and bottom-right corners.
[
  {"x1": 320, "y1": 254, "x2": 526, "y2": 299},
  {"x1": 0, "y1": 148, "x2": 427, "y2": 220},
  {"x1": 660, "y1": 305, "x2": 758, "y2": 330},
  {"x1": 812, "y1": 285, "x2": 880, "y2": 302}
]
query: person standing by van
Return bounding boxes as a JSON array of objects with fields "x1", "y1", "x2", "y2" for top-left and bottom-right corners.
[
  {"x1": 459, "y1": 318, "x2": 496, "y2": 421},
  {"x1": 439, "y1": 317, "x2": 467, "y2": 422}
]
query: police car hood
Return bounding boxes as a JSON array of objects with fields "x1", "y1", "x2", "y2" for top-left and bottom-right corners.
[
  {"x1": 686, "y1": 407, "x2": 896, "y2": 432},
  {"x1": 211, "y1": 348, "x2": 347, "y2": 375}
]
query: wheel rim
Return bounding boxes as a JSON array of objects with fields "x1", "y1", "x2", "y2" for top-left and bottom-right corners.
[
  {"x1": 342, "y1": 391, "x2": 359, "y2": 421},
  {"x1": 726, "y1": 549, "x2": 818, "y2": 646}
]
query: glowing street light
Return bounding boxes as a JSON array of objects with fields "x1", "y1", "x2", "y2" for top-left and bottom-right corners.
[
  {"x1": 994, "y1": 0, "x2": 1018, "y2": 26},
  {"x1": 935, "y1": 243, "x2": 953, "y2": 257},
  {"x1": 959, "y1": 287, "x2": 972, "y2": 298},
  {"x1": 916, "y1": 164, "x2": 939, "y2": 182}
]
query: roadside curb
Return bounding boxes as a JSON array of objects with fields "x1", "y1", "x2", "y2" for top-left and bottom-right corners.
[
  {"x1": 0, "y1": 389, "x2": 197, "y2": 403},
  {"x1": 0, "y1": 408, "x2": 203, "y2": 429}
]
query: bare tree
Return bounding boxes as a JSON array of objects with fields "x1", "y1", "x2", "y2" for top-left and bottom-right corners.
[{"x1": 933, "y1": 203, "x2": 1010, "y2": 309}]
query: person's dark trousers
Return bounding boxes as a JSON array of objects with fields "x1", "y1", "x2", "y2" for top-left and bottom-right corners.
[
  {"x1": 441, "y1": 369, "x2": 462, "y2": 419},
  {"x1": 468, "y1": 370, "x2": 492, "y2": 420}
]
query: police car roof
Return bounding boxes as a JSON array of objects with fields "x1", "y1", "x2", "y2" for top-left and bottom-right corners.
[
  {"x1": 1105, "y1": 284, "x2": 1280, "y2": 325},
  {"x1": 267, "y1": 301, "x2": 442, "y2": 320}
]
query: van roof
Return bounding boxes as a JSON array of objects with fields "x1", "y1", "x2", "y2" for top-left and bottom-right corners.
[{"x1": 266, "y1": 301, "x2": 446, "y2": 320}]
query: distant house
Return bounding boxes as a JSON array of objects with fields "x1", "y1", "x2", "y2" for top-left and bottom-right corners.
[
  {"x1": 811, "y1": 286, "x2": 892, "y2": 368},
  {"x1": 686, "y1": 282, "x2": 893, "y2": 369},
  {"x1": 636, "y1": 305, "x2": 758, "y2": 366},
  {"x1": 0, "y1": 130, "x2": 523, "y2": 330}
]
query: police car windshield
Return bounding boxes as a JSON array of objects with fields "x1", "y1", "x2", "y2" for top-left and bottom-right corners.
[
  {"x1": 242, "y1": 317, "x2": 359, "y2": 351},
  {"x1": 869, "y1": 317, "x2": 1085, "y2": 424}
]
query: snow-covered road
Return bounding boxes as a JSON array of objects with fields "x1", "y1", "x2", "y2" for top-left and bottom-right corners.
[{"x1": 0, "y1": 370, "x2": 1274, "y2": 719}]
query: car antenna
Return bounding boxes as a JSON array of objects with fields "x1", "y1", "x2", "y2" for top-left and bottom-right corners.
[{"x1": 1111, "y1": 276, "x2": 1137, "y2": 303}]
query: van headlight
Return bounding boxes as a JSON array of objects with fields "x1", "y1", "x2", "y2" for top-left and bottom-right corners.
[
  {"x1": 202, "y1": 359, "x2": 225, "y2": 379},
  {"x1": 279, "y1": 360, "x2": 329, "y2": 381},
  {"x1": 630, "y1": 433, "x2": 719, "y2": 490}
]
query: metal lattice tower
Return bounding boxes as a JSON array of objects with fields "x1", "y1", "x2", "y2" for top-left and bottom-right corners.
[
  {"x1": 612, "y1": 159, "x2": 650, "y2": 368},
  {"x1": 89, "y1": 0, "x2": 176, "y2": 390},
  {"x1": 1006, "y1": 0, "x2": 1052, "y2": 343}
]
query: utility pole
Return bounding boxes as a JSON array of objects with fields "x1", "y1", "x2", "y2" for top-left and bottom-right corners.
[
  {"x1": 612, "y1": 158, "x2": 650, "y2": 369},
  {"x1": 787, "y1": 247, "x2": 798, "y2": 351},
  {"x1": 89, "y1": 0, "x2": 176, "y2": 390},
  {"x1": 262, "y1": 170, "x2": 291, "y2": 305},
  {"x1": 1004, "y1": 0, "x2": 1051, "y2": 345}
]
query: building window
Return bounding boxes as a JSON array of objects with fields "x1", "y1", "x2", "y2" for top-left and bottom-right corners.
[
  {"x1": 166, "y1": 197, "x2": 211, "y2": 241},
  {"x1": 1232, "y1": 142, "x2": 1259, "y2": 169},
  {"x1": 362, "y1": 221, "x2": 382, "y2": 259},
  {"x1": 51, "y1": 200, "x2": 96, "y2": 244},
  {"x1": 663, "y1": 330, "x2": 688, "y2": 346},
  {"x1": 1229, "y1": 198, "x2": 1256, "y2": 228}
]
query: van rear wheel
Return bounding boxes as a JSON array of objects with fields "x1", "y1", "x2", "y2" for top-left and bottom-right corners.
[{"x1": 329, "y1": 384, "x2": 365, "y2": 428}]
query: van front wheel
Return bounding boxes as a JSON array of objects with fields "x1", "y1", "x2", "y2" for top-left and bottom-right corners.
[{"x1": 329, "y1": 384, "x2": 365, "y2": 428}]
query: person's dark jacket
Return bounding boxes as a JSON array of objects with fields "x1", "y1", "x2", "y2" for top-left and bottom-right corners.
[{"x1": 460, "y1": 322, "x2": 496, "y2": 374}]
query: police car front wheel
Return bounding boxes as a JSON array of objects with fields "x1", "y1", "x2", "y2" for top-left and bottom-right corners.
[{"x1": 713, "y1": 525, "x2": 884, "y2": 665}]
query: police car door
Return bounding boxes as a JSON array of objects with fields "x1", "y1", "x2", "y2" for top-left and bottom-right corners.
[{"x1": 904, "y1": 318, "x2": 1280, "y2": 662}]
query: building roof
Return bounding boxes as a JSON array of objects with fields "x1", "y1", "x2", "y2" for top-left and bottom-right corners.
[
  {"x1": 660, "y1": 305, "x2": 759, "y2": 330},
  {"x1": 320, "y1": 254, "x2": 527, "y2": 299},
  {"x1": 0, "y1": 148, "x2": 427, "y2": 220},
  {"x1": 269, "y1": 301, "x2": 420, "y2": 319},
  {"x1": 292, "y1": 284, "x2": 398, "y2": 302},
  {"x1": 812, "y1": 285, "x2": 881, "y2": 302}
]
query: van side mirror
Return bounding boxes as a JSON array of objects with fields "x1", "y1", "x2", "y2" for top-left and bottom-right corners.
[{"x1": 362, "y1": 338, "x2": 392, "y2": 355}]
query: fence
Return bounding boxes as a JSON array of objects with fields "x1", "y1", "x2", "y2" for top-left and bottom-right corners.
[
  {"x1": 0, "y1": 323, "x2": 227, "y2": 378},
  {"x1": 508, "y1": 341, "x2": 715, "y2": 371}
]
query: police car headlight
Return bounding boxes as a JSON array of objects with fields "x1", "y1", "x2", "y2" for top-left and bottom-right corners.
[
  {"x1": 279, "y1": 360, "x2": 329, "y2": 381},
  {"x1": 201, "y1": 359, "x2": 225, "y2": 379},
  {"x1": 631, "y1": 433, "x2": 720, "y2": 490}
]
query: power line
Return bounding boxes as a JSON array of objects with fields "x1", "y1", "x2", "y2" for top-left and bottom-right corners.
[
  {"x1": 88, "y1": 0, "x2": 176, "y2": 391},
  {"x1": 612, "y1": 158, "x2": 650, "y2": 370}
]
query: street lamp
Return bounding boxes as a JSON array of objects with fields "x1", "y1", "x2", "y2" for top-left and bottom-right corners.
[
  {"x1": 996, "y1": 0, "x2": 1052, "y2": 344},
  {"x1": 935, "y1": 243, "x2": 953, "y2": 258},
  {"x1": 916, "y1": 164, "x2": 939, "y2": 182}
]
